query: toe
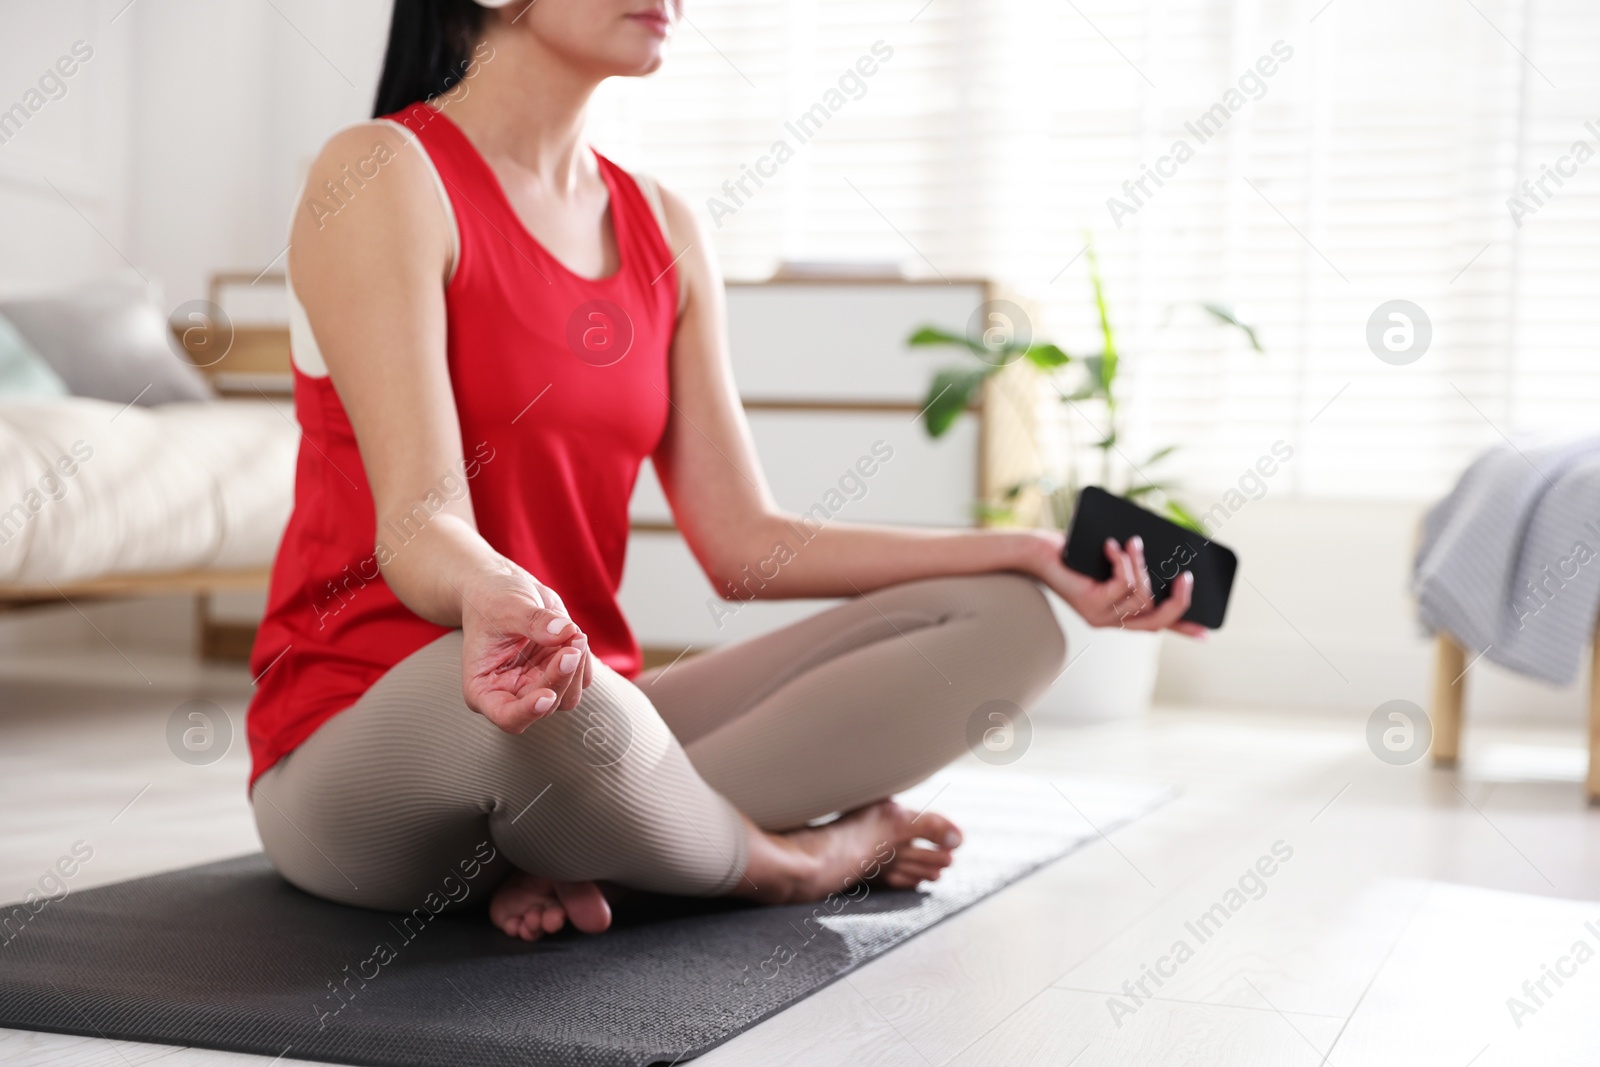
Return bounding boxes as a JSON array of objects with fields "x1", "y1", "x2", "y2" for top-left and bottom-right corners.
[
  {"x1": 554, "y1": 880, "x2": 613, "y2": 934},
  {"x1": 896, "y1": 861, "x2": 946, "y2": 883},
  {"x1": 909, "y1": 810, "x2": 962, "y2": 850},
  {"x1": 902, "y1": 843, "x2": 954, "y2": 868},
  {"x1": 492, "y1": 904, "x2": 521, "y2": 937},
  {"x1": 541, "y1": 904, "x2": 566, "y2": 934},
  {"x1": 882, "y1": 867, "x2": 929, "y2": 889}
]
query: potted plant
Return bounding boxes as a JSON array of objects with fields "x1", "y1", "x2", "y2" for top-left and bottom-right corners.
[{"x1": 909, "y1": 242, "x2": 1261, "y2": 720}]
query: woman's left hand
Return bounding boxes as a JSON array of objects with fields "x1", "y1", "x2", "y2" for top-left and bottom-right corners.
[
  {"x1": 459, "y1": 571, "x2": 595, "y2": 733},
  {"x1": 1019, "y1": 529, "x2": 1209, "y2": 638}
]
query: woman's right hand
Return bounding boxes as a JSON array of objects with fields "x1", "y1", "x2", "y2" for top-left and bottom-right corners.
[
  {"x1": 459, "y1": 571, "x2": 593, "y2": 733},
  {"x1": 1018, "y1": 528, "x2": 1208, "y2": 638}
]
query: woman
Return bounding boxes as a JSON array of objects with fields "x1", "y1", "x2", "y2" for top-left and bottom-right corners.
[{"x1": 247, "y1": 0, "x2": 1201, "y2": 942}]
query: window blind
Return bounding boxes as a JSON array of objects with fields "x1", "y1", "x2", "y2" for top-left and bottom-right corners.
[{"x1": 587, "y1": 0, "x2": 1599, "y2": 501}]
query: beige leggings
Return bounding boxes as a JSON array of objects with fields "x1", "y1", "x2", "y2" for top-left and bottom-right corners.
[{"x1": 252, "y1": 573, "x2": 1067, "y2": 911}]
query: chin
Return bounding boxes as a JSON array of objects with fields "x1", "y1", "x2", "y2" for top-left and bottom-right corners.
[
  {"x1": 626, "y1": 50, "x2": 668, "y2": 76},
  {"x1": 592, "y1": 43, "x2": 669, "y2": 78},
  {"x1": 520, "y1": 0, "x2": 678, "y2": 78}
]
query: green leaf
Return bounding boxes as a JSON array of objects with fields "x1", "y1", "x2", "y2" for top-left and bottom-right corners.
[
  {"x1": 1084, "y1": 240, "x2": 1118, "y2": 395},
  {"x1": 907, "y1": 325, "x2": 979, "y2": 352},
  {"x1": 1164, "y1": 499, "x2": 1207, "y2": 534},
  {"x1": 1144, "y1": 444, "x2": 1179, "y2": 466},
  {"x1": 1022, "y1": 343, "x2": 1070, "y2": 370},
  {"x1": 972, "y1": 502, "x2": 1016, "y2": 524},
  {"x1": 1093, "y1": 429, "x2": 1117, "y2": 450},
  {"x1": 921, "y1": 365, "x2": 990, "y2": 438},
  {"x1": 1123, "y1": 482, "x2": 1173, "y2": 499},
  {"x1": 1059, "y1": 354, "x2": 1107, "y2": 401},
  {"x1": 1202, "y1": 303, "x2": 1264, "y2": 352},
  {"x1": 907, "y1": 324, "x2": 1029, "y2": 366}
]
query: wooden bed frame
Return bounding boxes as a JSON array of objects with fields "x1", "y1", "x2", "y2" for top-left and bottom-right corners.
[
  {"x1": 1431, "y1": 630, "x2": 1600, "y2": 803},
  {"x1": 0, "y1": 569, "x2": 273, "y2": 659}
]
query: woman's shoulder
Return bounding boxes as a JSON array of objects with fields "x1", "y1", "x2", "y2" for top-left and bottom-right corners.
[
  {"x1": 290, "y1": 119, "x2": 451, "y2": 260},
  {"x1": 287, "y1": 118, "x2": 454, "y2": 297},
  {"x1": 305, "y1": 121, "x2": 421, "y2": 185}
]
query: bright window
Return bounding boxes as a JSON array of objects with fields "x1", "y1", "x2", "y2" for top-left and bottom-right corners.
[{"x1": 589, "y1": 0, "x2": 1600, "y2": 500}]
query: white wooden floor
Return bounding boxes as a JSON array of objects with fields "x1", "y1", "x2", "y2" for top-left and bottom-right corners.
[{"x1": 3, "y1": 650, "x2": 1600, "y2": 1066}]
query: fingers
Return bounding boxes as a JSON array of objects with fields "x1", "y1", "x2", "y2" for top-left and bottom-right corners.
[
  {"x1": 518, "y1": 606, "x2": 591, "y2": 710},
  {"x1": 482, "y1": 639, "x2": 591, "y2": 731},
  {"x1": 1152, "y1": 568, "x2": 1194, "y2": 626},
  {"x1": 546, "y1": 633, "x2": 597, "y2": 712},
  {"x1": 1089, "y1": 538, "x2": 1148, "y2": 626},
  {"x1": 1123, "y1": 536, "x2": 1156, "y2": 613},
  {"x1": 551, "y1": 641, "x2": 586, "y2": 711},
  {"x1": 477, "y1": 686, "x2": 560, "y2": 734},
  {"x1": 538, "y1": 584, "x2": 568, "y2": 617},
  {"x1": 525, "y1": 600, "x2": 597, "y2": 706},
  {"x1": 1125, "y1": 570, "x2": 1195, "y2": 631},
  {"x1": 1102, "y1": 538, "x2": 1135, "y2": 595},
  {"x1": 1088, "y1": 536, "x2": 1207, "y2": 636},
  {"x1": 1084, "y1": 539, "x2": 1135, "y2": 623},
  {"x1": 519, "y1": 645, "x2": 585, "y2": 719},
  {"x1": 527, "y1": 607, "x2": 581, "y2": 648}
]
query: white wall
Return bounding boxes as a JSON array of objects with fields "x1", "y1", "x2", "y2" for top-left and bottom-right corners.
[
  {"x1": 1154, "y1": 498, "x2": 1590, "y2": 723},
  {"x1": 0, "y1": 1, "x2": 134, "y2": 294},
  {"x1": 0, "y1": 0, "x2": 390, "y2": 306},
  {"x1": 124, "y1": 0, "x2": 392, "y2": 307}
]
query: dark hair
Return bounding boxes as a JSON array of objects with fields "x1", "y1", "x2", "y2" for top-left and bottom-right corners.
[{"x1": 372, "y1": 0, "x2": 487, "y2": 118}]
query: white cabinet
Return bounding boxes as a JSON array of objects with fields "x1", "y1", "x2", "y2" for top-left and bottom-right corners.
[{"x1": 622, "y1": 278, "x2": 994, "y2": 659}]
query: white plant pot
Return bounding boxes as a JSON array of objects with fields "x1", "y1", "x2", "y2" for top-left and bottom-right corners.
[{"x1": 1029, "y1": 591, "x2": 1162, "y2": 722}]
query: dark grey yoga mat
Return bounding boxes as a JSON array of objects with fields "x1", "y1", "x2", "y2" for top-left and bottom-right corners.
[{"x1": 0, "y1": 771, "x2": 1172, "y2": 1067}]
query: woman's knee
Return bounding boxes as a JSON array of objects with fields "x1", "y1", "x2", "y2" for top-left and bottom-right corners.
[
  {"x1": 960, "y1": 572, "x2": 1069, "y2": 679},
  {"x1": 509, "y1": 661, "x2": 678, "y2": 793},
  {"x1": 491, "y1": 664, "x2": 744, "y2": 887}
]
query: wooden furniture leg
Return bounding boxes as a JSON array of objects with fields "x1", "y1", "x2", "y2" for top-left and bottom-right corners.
[
  {"x1": 1588, "y1": 627, "x2": 1600, "y2": 805},
  {"x1": 196, "y1": 593, "x2": 216, "y2": 660},
  {"x1": 1432, "y1": 633, "x2": 1466, "y2": 768},
  {"x1": 196, "y1": 592, "x2": 257, "y2": 663}
]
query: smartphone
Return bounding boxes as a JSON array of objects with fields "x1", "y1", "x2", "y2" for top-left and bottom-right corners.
[{"x1": 1061, "y1": 486, "x2": 1238, "y2": 629}]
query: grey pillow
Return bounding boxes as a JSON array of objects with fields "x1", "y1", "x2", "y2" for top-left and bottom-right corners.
[{"x1": 0, "y1": 276, "x2": 213, "y2": 406}]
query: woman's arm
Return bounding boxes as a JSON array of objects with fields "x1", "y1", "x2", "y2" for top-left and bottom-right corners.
[
  {"x1": 650, "y1": 187, "x2": 1201, "y2": 636},
  {"x1": 289, "y1": 125, "x2": 593, "y2": 730}
]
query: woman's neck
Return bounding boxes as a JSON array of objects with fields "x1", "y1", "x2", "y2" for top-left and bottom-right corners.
[{"x1": 434, "y1": 23, "x2": 601, "y2": 193}]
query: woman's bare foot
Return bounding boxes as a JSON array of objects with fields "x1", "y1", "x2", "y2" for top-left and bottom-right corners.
[
  {"x1": 740, "y1": 800, "x2": 963, "y2": 904},
  {"x1": 488, "y1": 871, "x2": 612, "y2": 941},
  {"x1": 489, "y1": 801, "x2": 960, "y2": 934}
]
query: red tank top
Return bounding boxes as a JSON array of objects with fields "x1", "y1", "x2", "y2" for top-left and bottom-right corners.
[{"x1": 245, "y1": 103, "x2": 676, "y2": 786}]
